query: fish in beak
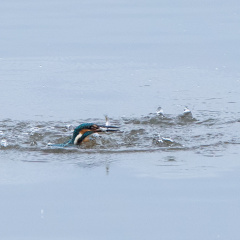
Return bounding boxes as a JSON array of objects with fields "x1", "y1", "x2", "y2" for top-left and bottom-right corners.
[{"x1": 73, "y1": 123, "x2": 120, "y2": 145}]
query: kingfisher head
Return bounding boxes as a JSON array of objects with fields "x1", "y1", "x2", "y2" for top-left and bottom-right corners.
[{"x1": 71, "y1": 123, "x2": 119, "y2": 145}]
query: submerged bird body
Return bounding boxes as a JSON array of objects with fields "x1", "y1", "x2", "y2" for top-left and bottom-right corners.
[
  {"x1": 51, "y1": 123, "x2": 119, "y2": 147},
  {"x1": 71, "y1": 123, "x2": 101, "y2": 145}
]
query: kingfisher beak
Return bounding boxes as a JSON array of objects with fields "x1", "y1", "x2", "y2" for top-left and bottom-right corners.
[{"x1": 97, "y1": 125, "x2": 120, "y2": 132}]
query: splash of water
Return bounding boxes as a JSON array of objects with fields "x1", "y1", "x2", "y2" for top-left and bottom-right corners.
[
  {"x1": 156, "y1": 107, "x2": 164, "y2": 116},
  {"x1": 0, "y1": 108, "x2": 239, "y2": 156},
  {"x1": 1, "y1": 139, "x2": 8, "y2": 147}
]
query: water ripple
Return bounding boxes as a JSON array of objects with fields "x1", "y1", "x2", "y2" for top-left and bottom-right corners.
[{"x1": 0, "y1": 109, "x2": 239, "y2": 160}]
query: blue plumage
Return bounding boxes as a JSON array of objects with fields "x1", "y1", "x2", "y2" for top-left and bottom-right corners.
[
  {"x1": 70, "y1": 123, "x2": 94, "y2": 144},
  {"x1": 50, "y1": 122, "x2": 119, "y2": 148}
]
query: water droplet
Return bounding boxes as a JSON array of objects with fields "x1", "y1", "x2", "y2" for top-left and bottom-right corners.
[
  {"x1": 66, "y1": 125, "x2": 73, "y2": 130},
  {"x1": 178, "y1": 107, "x2": 193, "y2": 120},
  {"x1": 161, "y1": 137, "x2": 174, "y2": 143},
  {"x1": 105, "y1": 115, "x2": 109, "y2": 126},
  {"x1": 183, "y1": 106, "x2": 191, "y2": 114},
  {"x1": 1, "y1": 139, "x2": 8, "y2": 147},
  {"x1": 156, "y1": 135, "x2": 174, "y2": 146},
  {"x1": 156, "y1": 107, "x2": 164, "y2": 116}
]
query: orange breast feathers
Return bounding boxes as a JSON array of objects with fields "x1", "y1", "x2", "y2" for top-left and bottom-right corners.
[{"x1": 80, "y1": 129, "x2": 92, "y2": 142}]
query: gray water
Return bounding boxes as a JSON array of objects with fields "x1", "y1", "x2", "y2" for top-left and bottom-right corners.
[{"x1": 1, "y1": 1, "x2": 240, "y2": 240}]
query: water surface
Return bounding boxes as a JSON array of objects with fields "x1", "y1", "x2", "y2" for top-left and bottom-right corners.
[{"x1": 1, "y1": 0, "x2": 240, "y2": 239}]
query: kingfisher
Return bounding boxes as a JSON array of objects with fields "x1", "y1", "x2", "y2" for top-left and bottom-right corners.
[{"x1": 50, "y1": 123, "x2": 120, "y2": 147}]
